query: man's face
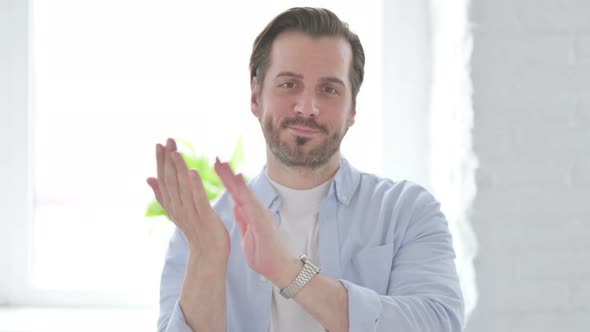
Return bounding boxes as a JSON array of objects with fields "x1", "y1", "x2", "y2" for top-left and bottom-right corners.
[{"x1": 251, "y1": 31, "x2": 356, "y2": 169}]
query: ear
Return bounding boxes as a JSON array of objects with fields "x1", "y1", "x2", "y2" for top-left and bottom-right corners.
[
  {"x1": 251, "y1": 77, "x2": 261, "y2": 118},
  {"x1": 347, "y1": 109, "x2": 356, "y2": 127}
]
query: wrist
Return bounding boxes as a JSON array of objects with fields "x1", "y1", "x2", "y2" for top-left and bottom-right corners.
[
  {"x1": 189, "y1": 249, "x2": 229, "y2": 268},
  {"x1": 271, "y1": 256, "x2": 303, "y2": 289}
]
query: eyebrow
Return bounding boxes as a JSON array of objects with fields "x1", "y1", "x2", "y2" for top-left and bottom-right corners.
[
  {"x1": 319, "y1": 76, "x2": 346, "y2": 87},
  {"x1": 274, "y1": 71, "x2": 346, "y2": 87},
  {"x1": 275, "y1": 71, "x2": 303, "y2": 80}
]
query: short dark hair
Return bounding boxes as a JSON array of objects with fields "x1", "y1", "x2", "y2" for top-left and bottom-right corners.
[{"x1": 249, "y1": 7, "x2": 365, "y2": 107}]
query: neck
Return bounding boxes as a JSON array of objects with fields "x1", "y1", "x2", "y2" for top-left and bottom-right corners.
[{"x1": 266, "y1": 149, "x2": 341, "y2": 190}]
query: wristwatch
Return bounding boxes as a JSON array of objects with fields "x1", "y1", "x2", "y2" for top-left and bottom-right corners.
[{"x1": 280, "y1": 254, "x2": 320, "y2": 299}]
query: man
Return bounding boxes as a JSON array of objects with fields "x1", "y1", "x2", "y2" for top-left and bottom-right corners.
[{"x1": 147, "y1": 7, "x2": 464, "y2": 332}]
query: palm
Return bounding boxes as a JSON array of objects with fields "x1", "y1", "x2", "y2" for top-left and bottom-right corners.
[
  {"x1": 239, "y1": 208, "x2": 284, "y2": 278},
  {"x1": 217, "y1": 160, "x2": 291, "y2": 281},
  {"x1": 147, "y1": 139, "x2": 231, "y2": 261}
]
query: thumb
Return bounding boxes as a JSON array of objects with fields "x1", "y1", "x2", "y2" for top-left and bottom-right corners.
[{"x1": 147, "y1": 177, "x2": 165, "y2": 206}]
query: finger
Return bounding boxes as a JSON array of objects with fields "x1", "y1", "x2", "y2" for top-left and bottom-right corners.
[
  {"x1": 146, "y1": 177, "x2": 164, "y2": 205},
  {"x1": 189, "y1": 169, "x2": 213, "y2": 217},
  {"x1": 167, "y1": 137, "x2": 178, "y2": 151},
  {"x1": 172, "y1": 151, "x2": 192, "y2": 210},
  {"x1": 233, "y1": 205, "x2": 248, "y2": 239},
  {"x1": 164, "y1": 142, "x2": 182, "y2": 215},
  {"x1": 233, "y1": 173, "x2": 253, "y2": 202},
  {"x1": 156, "y1": 143, "x2": 170, "y2": 207},
  {"x1": 156, "y1": 144, "x2": 165, "y2": 183},
  {"x1": 214, "y1": 159, "x2": 242, "y2": 202},
  {"x1": 214, "y1": 158, "x2": 235, "y2": 196},
  {"x1": 220, "y1": 162, "x2": 255, "y2": 206},
  {"x1": 159, "y1": 139, "x2": 179, "y2": 214}
]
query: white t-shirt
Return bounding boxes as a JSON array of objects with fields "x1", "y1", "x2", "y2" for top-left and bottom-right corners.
[{"x1": 267, "y1": 174, "x2": 332, "y2": 332}]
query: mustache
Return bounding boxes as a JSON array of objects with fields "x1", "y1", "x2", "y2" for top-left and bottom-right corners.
[{"x1": 280, "y1": 117, "x2": 328, "y2": 134}]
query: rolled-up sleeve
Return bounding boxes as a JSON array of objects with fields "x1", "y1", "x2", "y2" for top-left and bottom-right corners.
[
  {"x1": 339, "y1": 279, "x2": 382, "y2": 331},
  {"x1": 158, "y1": 228, "x2": 193, "y2": 332},
  {"x1": 340, "y1": 189, "x2": 464, "y2": 332},
  {"x1": 163, "y1": 300, "x2": 193, "y2": 332}
]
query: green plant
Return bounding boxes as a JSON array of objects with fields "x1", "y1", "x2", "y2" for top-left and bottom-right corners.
[{"x1": 145, "y1": 137, "x2": 245, "y2": 220}]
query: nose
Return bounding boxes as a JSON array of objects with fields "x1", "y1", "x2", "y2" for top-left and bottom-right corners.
[{"x1": 293, "y1": 92, "x2": 319, "y2": 117}]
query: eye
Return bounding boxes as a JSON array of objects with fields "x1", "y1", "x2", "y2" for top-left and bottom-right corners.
[
  {"x1": 322, "y1": 86, "x2": 338, "y2": 95},
  {"x1": 280, "y1": 82, "x2": 296, "y2": 89}
]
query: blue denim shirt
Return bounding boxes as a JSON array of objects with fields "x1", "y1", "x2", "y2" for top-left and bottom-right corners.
[{"x1": 158, "y1": 158, "x2": 464, "y2": 331}]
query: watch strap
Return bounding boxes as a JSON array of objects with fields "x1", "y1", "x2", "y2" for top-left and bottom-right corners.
[{"x1": 280, "y1": 255, "x2": 320, "y2": 299}]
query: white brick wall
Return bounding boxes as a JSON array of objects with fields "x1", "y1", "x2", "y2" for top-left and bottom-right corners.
[{"x1": 466, "y1": 0, "x2": 590, "y2": 331}]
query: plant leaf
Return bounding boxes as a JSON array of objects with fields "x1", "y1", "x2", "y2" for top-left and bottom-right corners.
[
  {"x1": 146, "y1": 137, "x2": 247, "y2": 222},
  {"x1": 145, "y1": 200, "x2": 170, "y2": 219},
  {"x1": 203, "y1": 181, "x2": 224, "y2": 201},
  {"x1": 176, "y1": 138, "x2": 197, "y2": 158},
  {"x1": 180, "y1": 151, "x2": 200, "y2": 170},
  {"x1": 177, "y1": 151, "x2": 224, "y2": 200}
]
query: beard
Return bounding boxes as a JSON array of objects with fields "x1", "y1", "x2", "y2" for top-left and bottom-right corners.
[{"x1": 261, "y1": 116, "x2": 347, "y2": 169}]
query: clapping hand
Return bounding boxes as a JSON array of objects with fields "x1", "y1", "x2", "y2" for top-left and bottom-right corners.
[
  {"x1": 215, "y1": 159, "x2": 298, "y2": 287},
  {"x1": 146, "y1": 138, "x2": 230, "y2": 263},
  {"x1": 147, "y1": 138, "x2": 298, "y2": 286}
]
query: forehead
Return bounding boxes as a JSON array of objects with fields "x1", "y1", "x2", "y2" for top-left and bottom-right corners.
[{"x1": 267, "y1": 30, "x2": 352, "y2": 81}]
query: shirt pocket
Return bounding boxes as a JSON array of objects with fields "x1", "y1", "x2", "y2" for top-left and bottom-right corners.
[{"x1": 347, "y1": 243, "x2": 395, "y2": 295}]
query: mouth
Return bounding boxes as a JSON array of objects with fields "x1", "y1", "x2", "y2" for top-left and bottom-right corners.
[{"x1": 287, "y1": 125, "x2": 321, "y2": 137}]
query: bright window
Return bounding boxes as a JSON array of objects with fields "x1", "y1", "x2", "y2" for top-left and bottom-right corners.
[{"x1": 27, "y1": 0, "x2": 383, "y2": 308}]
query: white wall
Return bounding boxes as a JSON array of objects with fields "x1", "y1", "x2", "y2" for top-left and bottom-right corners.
[
  {"x1": 466, "y1": 0, "x2": 590, "y2": 330},
  {"x1": 383, "y1": 0, "x2": 432, "y2": 190},
  {"x1": 0, "y1": 0, "x2": 31, "y2": 305}
]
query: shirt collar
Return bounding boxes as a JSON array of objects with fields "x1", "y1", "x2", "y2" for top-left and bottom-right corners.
[
  {"x1": 249, "y1": 166, "x2": 281, "y2": 210},
  {"x1": 331, "y1": 157, "x2": 360, "y2": 206},
  {"x1": 249, "y1": 157, "x2": 361, "y2": 208}
]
